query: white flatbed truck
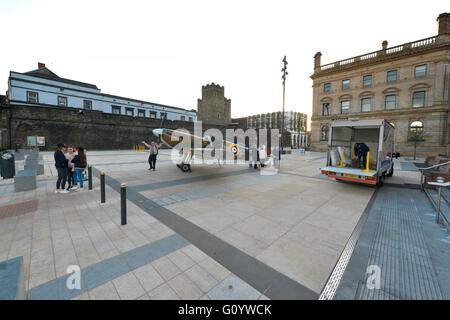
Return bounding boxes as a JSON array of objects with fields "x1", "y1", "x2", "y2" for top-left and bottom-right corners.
[{"x1": 320, "y1": 119, "x2": 398, "y2": 186}]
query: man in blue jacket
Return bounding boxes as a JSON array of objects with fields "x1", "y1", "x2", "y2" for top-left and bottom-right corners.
[
  {"x1": 354, "y1": 142, "x2": 370, "y2": 169},
  {"x1": 54, "y1": 143, "x2": 69, "y2": 194}
]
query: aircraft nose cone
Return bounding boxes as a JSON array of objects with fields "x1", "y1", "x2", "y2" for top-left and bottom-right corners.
[{"x1": 153, "y1": 128, "x2": 163, "y2": 137}]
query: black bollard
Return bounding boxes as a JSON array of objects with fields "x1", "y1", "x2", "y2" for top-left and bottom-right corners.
[
  {"x1": 88, "y1": 166, "x2": 93, "y2": 190},
  {"x1": 100, "y1": 172, "x2": 105, "y2": 203},
  {"x1": 120, "y1": 184, "x2": 127, "y2": 225}
]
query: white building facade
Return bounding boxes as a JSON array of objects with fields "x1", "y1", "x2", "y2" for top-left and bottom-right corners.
[
  {"x1": 247, "y1": 110, "x2": 309, "y2": 148},
  {"x1": 6, "y1": 63, "x2": 197, "y2": 121}
]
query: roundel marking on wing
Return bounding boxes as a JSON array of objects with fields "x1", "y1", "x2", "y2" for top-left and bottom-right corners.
[{"x1": 229, "y1": 143, "x2": 240, "y2": 156}]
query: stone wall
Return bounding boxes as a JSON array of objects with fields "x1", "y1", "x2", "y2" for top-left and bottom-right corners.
[
  {"x1": 231, "y1": 117, "x2": 248, "y2": 128},
  {"x1": 197, "y1": 83, "x2": 231, "y2": 125},
  {"x1": 1, "y1": 103, "x2": 239, "y2": 151},
  {"x1": 0, "y1": 96, "x2": 8, "y2": 150}
]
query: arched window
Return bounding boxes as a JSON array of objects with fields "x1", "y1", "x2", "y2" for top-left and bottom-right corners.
[
  {"x1": 321, "y1": 125, "x2": 329, "y2": 141},
  {"x1": 409, "y1": 120, "x2": 424, "y2": 140},
  {"x1": 322, "y1": 103, "x2": 330, "y2": 116}
]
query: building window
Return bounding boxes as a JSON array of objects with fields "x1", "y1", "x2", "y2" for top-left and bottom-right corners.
[
  {"x1": 387, "y1": 70, "x2": 397, "y2": 82},
  {"x1": 409, "y1": 121, "x2": 424, "y2": 140},
  {"x1": 150, "y1": 111, "x2": 157, "y2": 119},
  {"x1": 342, "y1": 79, "x2": 350, "y2": 90},
  {"x1": 412, "y1": 91, "x2": 426, "y2": 108},
  {"x1": 112, "y1": 105, "x2": 121, "y2": 115},
  {"x1": 322, "y1": 103, "x2": 330, "y2": 116},
  {"x1": 125, "y1": 108, "x2": 134, "y2": 116},
  {"x1": 58, "y1": 96, "x2": 67, "y2": 106},
  {"x1": 324, "y1": 83, "x2": 331, "y2": 93},
  {"x1": 180, "y1": 116, "x2": 185, "y2": 121},
  {"x1": 415, "y1": 65, "x2": 427, "y2": 77},
  {"x1": 363, "y1": 75, "x2": 372, "y2": 87},
  {"x1": 160, "y1": 112, "x2": 166, "y2": 119},
  {"x1": 137, "y1": 109, "x2": 145, "y2": 117},
  {"x1": 340, "y1": 100, "x2": 350, "y2": 114},
  {"x1": 189, "y1": 117, "x2": 193, "y2": 122},
  {"x1": 83, "y1": 100, "x2": 92, "y2": 110},
  {"x1": 27, "y1": 91, "x2": 38, "y2": 103},
  {"x1": 361, "y1": 97, "x2": 371, "y2": 112},
  {"x1": 385, "y1": 95, "x2": 396, "y2": 110},
  {"x1": 321, "y1": 125, "x2": 329, "y2": 141}
]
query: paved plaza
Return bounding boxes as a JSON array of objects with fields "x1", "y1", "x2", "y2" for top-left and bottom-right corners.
[{"x1": 0, "y1": 150, "x2": 448, "y2": 300}]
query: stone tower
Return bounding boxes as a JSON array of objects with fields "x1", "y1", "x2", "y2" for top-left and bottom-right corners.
[{"x1": 197, "y1": 83, "x2": 231, "y2": 125}]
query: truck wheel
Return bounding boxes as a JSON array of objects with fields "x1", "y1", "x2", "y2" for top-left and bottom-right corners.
[
  {"x1": 386, "y1": 166, "x2": 394, "y2": 177},
  {"x1": 377, "y1": 175, "x2": 385, "y2": 187}
]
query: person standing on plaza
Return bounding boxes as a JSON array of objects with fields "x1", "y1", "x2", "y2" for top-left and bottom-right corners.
[
  {"x1": 259, "y1": 145, "x2": 267, "y2": 168},
  {"x1": 273, "y1": 146, "x2": 280, "y2": 169},
  {"x1": 54, "y1": 143, "x2": 69, "y2": 194},
  {"x1": 71, "y1": 147, "x2": 87, "y2": 191},
  {"x1": 142, "y1": 140, "x2": 159, "y2": 171},
  {"x1": 65, "y1": 147, "x2": 76, "y2": 190},
  {"x1": 249, "y1": 144, "x2": 258, "y2": 169}
]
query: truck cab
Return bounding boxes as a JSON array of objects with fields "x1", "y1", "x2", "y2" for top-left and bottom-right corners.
[{"x1": 320, "y1": 119, "x2": 397, "y2": 186}]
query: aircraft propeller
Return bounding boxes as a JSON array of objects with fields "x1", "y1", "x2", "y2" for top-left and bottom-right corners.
[{"x1": 154, "y1": 113, "x2": 167, "y2": 144}]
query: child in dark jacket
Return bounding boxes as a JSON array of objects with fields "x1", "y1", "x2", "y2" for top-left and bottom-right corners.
[
  {"x1": 54, "y1": 143, "x2": 69, "y2": 194},
  {"x1": 71, "y1": 147, "x2": 87, "y2": 191}
]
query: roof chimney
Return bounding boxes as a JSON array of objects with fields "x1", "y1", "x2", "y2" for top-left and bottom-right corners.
[
  {"x1": 314, "y1": 52, "x2": 322, "y2": 72},
  {"x1": 38, "y1": 62, "x2": 45, "y2": 69},
  {"x1": 437, "y1": 13, "x2": 450, "y2": 37}
]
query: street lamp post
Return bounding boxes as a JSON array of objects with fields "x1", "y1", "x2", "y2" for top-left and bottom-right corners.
[{"x1": 281, "y1": 56, "x2": 288, "y2": 155}]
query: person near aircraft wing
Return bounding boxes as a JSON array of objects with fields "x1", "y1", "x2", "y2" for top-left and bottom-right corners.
[{"x1": 142, "y1": 140, "x2": 159, "y2": 171}]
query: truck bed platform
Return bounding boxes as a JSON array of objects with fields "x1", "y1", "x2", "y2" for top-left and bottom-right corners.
[{"x1": 321, "y1": 166, "x2": 376, "y2": 177}]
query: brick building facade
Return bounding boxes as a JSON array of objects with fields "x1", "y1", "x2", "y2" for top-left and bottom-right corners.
[
  {"x1": 246, "y1": 111, "x2": 308, "y2": 148},
  {"x1": 310, "y1": 13, "x2": 449, "y2": 157}
]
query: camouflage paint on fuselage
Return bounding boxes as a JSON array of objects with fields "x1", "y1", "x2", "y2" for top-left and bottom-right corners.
[{"x1": 159, "y1": 129, "x2": 210, "y2": 149}]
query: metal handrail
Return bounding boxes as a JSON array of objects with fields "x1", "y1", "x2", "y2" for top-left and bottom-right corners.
[
  {"x1": 418, "y1": 160, "x2": 450, "y2": 171},
  {"x1": 419, "y1": 161, "x2": 450, "y2": 190},
  {"x1": 426, "y1": 181, "x2": 449, "y2": 230}
]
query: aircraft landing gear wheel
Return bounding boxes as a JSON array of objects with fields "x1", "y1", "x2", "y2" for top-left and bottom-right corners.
[
  {"x1": 377, "y1": 174, "x2": 385, "y2": 187},
  {"x1": 181, "y1": 164, "x2": 191, "y2": 172},
  {"x1": 386, "y1": 166, "x2": 394, "y2": 177}
]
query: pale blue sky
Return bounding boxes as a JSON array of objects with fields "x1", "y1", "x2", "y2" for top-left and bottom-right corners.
[{"x1": 0, "y1": 0, "x2": 448, "y2": 121}]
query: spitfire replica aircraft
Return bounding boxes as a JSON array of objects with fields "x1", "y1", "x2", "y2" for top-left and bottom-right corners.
[
  {"x1": 151, "y1": 127, "x2": 248, "y2": 172},
  {"x1": 149, "y1": 116, "x2": 250, "y2": 172}
]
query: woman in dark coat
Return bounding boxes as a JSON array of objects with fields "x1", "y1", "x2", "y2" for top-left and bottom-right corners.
[{"x1": 54, "y1": 143, "x2": 69, "y2": 194}]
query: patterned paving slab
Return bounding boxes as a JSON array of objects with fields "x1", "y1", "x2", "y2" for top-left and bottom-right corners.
[
  {"x1": 0, "y1": 257, "x2": 24, "y2": 300},
  {"x1": 28, "y1": 234, "x2": 189, "y2": 300},
  {"x1": 92, "y1": 166, "x2": 318, "y2": 300},
  {"x1": 0, "y1": 200, "x2": 38, "y2": 219}
]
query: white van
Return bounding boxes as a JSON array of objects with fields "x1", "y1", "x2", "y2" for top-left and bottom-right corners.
[{"x1": 320, "y1": 119, "x2": 399, "y2": 186}]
